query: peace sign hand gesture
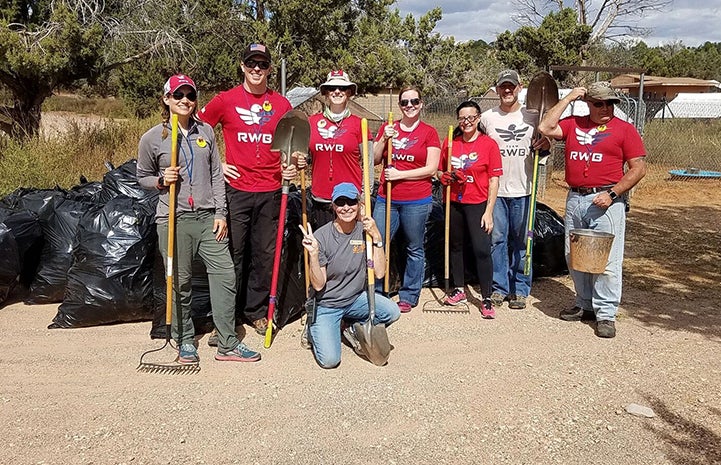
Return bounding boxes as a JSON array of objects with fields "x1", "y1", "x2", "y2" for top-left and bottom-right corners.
[{"x1": 299, "y1": 224, "x2": 319, "y2": 257}]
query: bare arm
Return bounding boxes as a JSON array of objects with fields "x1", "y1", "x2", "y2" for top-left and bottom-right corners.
[
  {"x1": 539, "y1": 87, "x2": 586, "y2": 140},
  {"x1": 591, "y1": 157, "x2": 647, "y2": 209},
  {"x1": 481, "y1": 176, "x2": 499, "y2": 233}
]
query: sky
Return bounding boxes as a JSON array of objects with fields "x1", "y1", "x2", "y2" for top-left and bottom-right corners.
[{"x1": 394, "y1": 0, "x2": 721, "y2": 47}]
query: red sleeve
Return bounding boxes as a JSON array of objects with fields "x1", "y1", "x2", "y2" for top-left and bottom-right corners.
[
  {"x1": 558, "y1": 117, "x2": 574, "y2": 140},
  {"x1": 198, "y1": 93, "x2": 224, "y2": 127},
  {"x1": 622, "y1": 124, "x2": 646, "y2": 161},
  {"x1": 439, "y1": 137, "x2": 450, "y2": 170},
  {"x1": 374, "y1": 122, "x2": 388, "y2": 142},
  {"x1": 425, "y1": 125, "x2": 441, "y2": 148}
]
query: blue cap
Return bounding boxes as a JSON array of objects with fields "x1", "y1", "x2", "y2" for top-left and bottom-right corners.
[{"x1": 331, "y1": 182, "x2": 360, "y2": 202}]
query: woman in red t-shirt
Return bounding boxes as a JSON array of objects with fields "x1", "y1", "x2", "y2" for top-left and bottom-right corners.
[
  {"x1": 372, "y1": 86, "x2": 441, "y2": 313},
  {"x1": 307, "y1": 70, "x2": 370, "y2": 228},
  {"x1": 438, "y1": 101, "x2": 503, "y2": 318}
]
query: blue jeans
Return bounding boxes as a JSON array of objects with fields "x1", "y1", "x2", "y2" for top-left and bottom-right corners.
[
  {"x1": 491, "y1": 196, "x2": 532, "y2": 298},
  {"x1": 564, "y1": 191, "x2": 626, "y2": 321},
  {"x1": 309, "y1": 292, "x2": 401, "y2": 369},
  {"x1": 372, "y1": 198, "x2": 431, "y2": 306}
]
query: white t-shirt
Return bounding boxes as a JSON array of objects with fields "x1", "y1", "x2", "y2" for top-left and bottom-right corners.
[{"x1": 481, "y1": 106, "x2": 537, "y2": 197}]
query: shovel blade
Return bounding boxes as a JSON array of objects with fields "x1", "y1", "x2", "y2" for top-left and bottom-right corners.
[
  {"x1": 526, "y1": 72, "x2": 559, "y2": 116},
  {"x1": 272, "y1": 109, "x2": 310, "y2": 161},
  {"x1": 353, "y1": 320, "x2": 391, "y2": 366}
]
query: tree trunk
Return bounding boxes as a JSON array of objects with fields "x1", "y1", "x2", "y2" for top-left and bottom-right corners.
[{"x1": 0, "y1": 87, "x2": 51, "y2": 141}]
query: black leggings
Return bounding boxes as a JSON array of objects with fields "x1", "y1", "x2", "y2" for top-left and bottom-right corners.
[{"x1": 449, "y1": 201, "x2": 492, "y2": 299}]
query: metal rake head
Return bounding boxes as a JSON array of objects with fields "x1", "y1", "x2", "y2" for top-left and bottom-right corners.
[
  {"x1": 421, "y1": 300, "x2": 471, "y2": 314},
  {"x1": 137, "y1": 340, "x2": 201, "y2": 374}
]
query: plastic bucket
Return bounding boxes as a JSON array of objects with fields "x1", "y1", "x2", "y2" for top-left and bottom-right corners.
[{"x1": 568, "y1": 229, "x2": 615, "y2": 274}]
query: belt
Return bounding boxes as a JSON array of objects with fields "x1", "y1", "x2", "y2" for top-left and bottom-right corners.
[{"x1": 569, "y1": 185, "x2": 614, "y2": 195}]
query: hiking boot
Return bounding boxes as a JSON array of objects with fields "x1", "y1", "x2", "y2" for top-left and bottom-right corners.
[
  {"x1": 508, "y1": 295, "x2": 527, "y2": 310},
  {"x1": 560, "y1": 306, "x2": 595, "y2": 322},
  {"x1": 252, "y1": 317, "x2": 268, "y2": 335},
  {"x1": 215, "y1": 342, "x2": 261, "y2": 362},
  {"x1": 398, "y1": 301, "x2": 412, "y2": 313},
  {"x1": 207, "y1": 329, "x2": 218, "y2": 347},
  {"x1": 480, "y1": 299, "x2": 496, "y2": 319},
  {"x1": 490, "y1": 292, "x2": 506, "y2": 307},
  {"x1": 596, "y1": 320, "x2": 616, "y2": 338},
  {"x1": 443, "y1": 288, "x2": 467, "y2": 306},
  {"x1": 178, "y1": 344, "x2": 199, "y2": 364}
]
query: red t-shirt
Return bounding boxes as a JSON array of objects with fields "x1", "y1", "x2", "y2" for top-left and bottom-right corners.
[
  {"x1": 376, "y1": 121, "x2": 440, "y2": 201},
  {"x1": 199, "y1": 85, "x2": 293, "y2": 192},
  {"x1": 308, "y1": 113, "x2": 370, "y2": 200},
  {"x1": 558, "y1": 116, "x2": 646, "y2": 187},
  {"x1": 440, "y1": 134, "x2": 503, "y2": 204}
]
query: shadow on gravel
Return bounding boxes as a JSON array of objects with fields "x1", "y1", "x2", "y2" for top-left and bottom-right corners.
[
  {"x1": 532, "y1": 276, "x2": 575, "y2": 319},
  {"x1": 644, "y1": 395, "x2": 721, "y2": 464},
  {"x1": 623, "y1": 205, "x2": 721, "y2": 340}
]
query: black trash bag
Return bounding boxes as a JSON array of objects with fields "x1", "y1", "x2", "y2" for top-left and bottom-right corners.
[
  {"x1": 0, "y1": 223, "x2": 20, "y2": 304},
  {"x1": 99, "y1": 159, "x2": 159, "y2": 207},
  {"x1": 273, "y1": 186, "x2": 306, "y2": 329},
  {"x1": 532, "y1": 202, "x2": 568, "y2": 278},
  {"x1": 67, "y1": 180, "x2": 105, "y2": 203},
  {"x1": 51, "y1": 197, "x2": 157, "y2": 328},
  {"x1": 26, "y1": 196, "x2": 96, "y2": 304},
  {"x1": 0, "y1": 207, "x2": 43, "y2": 299},
  {"x1": 1, "y1": 187, "x2": 67, "y2": 221},
  {"x1": 150, "y1": 251, "x2": 214, "y2": 340}
]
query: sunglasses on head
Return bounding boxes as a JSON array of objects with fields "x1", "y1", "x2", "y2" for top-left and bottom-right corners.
[
  {"x1": 400, "y1": 98, "x2": 421, "y2": 107},
  {"x1": 333, "y1": 197, "x2": 358, "y2": 207},
  {"x1": 457, "y1": 114, "x2": 479, "y2": 123},
  {"x1": 171, "y1": 90, "x2": 197, "y2": 102},
  {"x1": 590, "y1": 100, "x2": 616, "y2": 108},
  {"x1": 325, "y1": 86, "x2": 350, "y2": 93},
  {"x1": 244, "y1": 59, "x2": 271, "y2": 70}
]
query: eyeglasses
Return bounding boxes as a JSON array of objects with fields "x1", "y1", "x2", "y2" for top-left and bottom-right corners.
[
  {"x1": 171, "y1": 90, "x2": 197, "y2": 102},
  {"x1": 244, "y1": 59, "x2": 271, "y2": 70},
  {"x1": 325, "y1": 86, "x2": 350, "y2": 93},
  {"x1": 457, "y1": 114, "x2": 480, "y2": 123},
  {"x1": 399, "y1": 98, "x2": 421, "y2": 107},
  {"x1": 590, "y1": 100, "x2": 615, "y2": 108},
  {"x1": 333, "y1": 197, "x2": 358, "y2": 207}
]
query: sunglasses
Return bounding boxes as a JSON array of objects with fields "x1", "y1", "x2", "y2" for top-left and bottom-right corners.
[
  {"x1": 457, "y1": 114, "x2": 480, "y2": 123},
  {"x1": 325, "y1": 86, "x2": 350, "y2": 93},
  {"x1": 244, "y1": 59, "x2": 271, "y2": 70},
  {"x1": 171, "y1": 90, "x2": 197, "y2": 102},
  {"x1": 333, "y1": 197, "x2": 358, "y2": 207},
  {"x1": 590, "y1": 100, "x2": 616, "y2": 108},
  {"x1": 400, "y1": 98, "x2": 421, "y2": 107}
]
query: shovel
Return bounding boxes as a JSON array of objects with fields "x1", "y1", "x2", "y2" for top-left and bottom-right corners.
[
  {"x1": 264, "y1": 109, "x2": 310, "y2": 348},
  {"x1": 352, "y1": 118, "x2": 391, "y2": 366},
  {"x1": 523, "y1": 71, "x2": 559, "y2": 276}
]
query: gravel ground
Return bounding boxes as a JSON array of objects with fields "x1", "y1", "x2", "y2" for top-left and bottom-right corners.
[{"x1": 1, "y1": 180, "x2": 720, "y2": 465}]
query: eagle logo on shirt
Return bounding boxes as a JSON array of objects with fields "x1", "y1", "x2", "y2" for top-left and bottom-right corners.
[
  {"x1": 496, "y1": 124, "x2": 529, "y2": 142},
  {"x1": 235, "y1": 104, "x2": 273, "y2": 126},
  {"x1": 452, "y1": 153, "x2": 477, "y2": 170},
  {"x1": 318, "y1": 125, "x2": 348, "y2": 139},
  {"x1": 391, "y1": 137, "x2": 418, "y2": 150},
  {"x1": 575, "y1": 127, "x2": 610, "y2": 147}
]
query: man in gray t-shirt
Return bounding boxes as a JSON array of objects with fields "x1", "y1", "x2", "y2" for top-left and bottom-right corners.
[{"x1": 300, "y1": 183, "x2": 400, "y2": 368}]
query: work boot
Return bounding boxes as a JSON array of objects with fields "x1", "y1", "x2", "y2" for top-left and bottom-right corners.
[
  {"x1": 508, "y1": 295, "x2": 527, "y2": 309},
  {"x1": 596, "y1": 320, "x2": 616, "y2": 338},
  {"x1": 560, "y1": 306, "x2": 595, "y2": 321},
  {"x1": 490, "y1": 292, "x2": 506, "y2": 307}
]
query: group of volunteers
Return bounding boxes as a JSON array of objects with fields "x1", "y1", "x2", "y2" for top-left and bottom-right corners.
[{"x1": 137, "y1": 42, "x2": 646, "y2": 369}]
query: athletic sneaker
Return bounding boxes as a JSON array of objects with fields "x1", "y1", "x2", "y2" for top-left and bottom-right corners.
[
  {"x1": 490, "y1": 292, "x2": 506, "y2": 307},
  {"x1": 214, "y1": 343, "x2": 261, "y2": 362},
  {"x1": 398, "y1": 301, "x2": 412, "y2": 313},
  {"x1": 178, "y1": 344, "x2": 199, "y2": 364},
  {"x1": 443, "y1": 288, "x2": 468, "y2": 306},
  {"x1": 480, "y1": 300, "x2": 496, "y2": 319},
  {"x1": 508, "y1": 295, "x2": 527, "y2": 309}
]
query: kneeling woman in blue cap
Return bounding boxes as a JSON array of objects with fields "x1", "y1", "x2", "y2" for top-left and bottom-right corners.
[{"x1": 299, "y1": 182, "x2": 401, "y2": 368}]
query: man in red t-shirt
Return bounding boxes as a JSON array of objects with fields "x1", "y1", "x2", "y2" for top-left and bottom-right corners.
[
  {"x1": 539, "y1": 81, "x2": 646, "y2": 338},
  {"x1": 199, "y1": 43, "x2": 297, "y2": 335}
]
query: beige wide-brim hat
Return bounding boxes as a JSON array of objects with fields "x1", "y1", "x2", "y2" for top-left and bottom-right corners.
[
  {"x1": 586, "y1": 81, "x2": 620, "y2": 102},
  {"x1": 319, "y1": 70, "x2": 357, "y2": 95}
]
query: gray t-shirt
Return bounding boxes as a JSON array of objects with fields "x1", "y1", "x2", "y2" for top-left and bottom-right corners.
[{"x1": 314, "y1": 220, "x2": 367, "y2": 308}]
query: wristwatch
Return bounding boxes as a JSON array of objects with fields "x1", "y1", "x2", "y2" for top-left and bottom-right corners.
[
  {"x1": 373, "y1": 240, "x2": 383, "y2": 248},
  {"x1": 157, "y1": 176, "x2": 165, "y2": 189},
  {"x1": 606, "y1": 189, "x2": 618, "y2": 200}
]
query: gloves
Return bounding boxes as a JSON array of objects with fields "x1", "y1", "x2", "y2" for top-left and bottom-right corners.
[{"x1": 440, "y1": 169, "x2": 467, "y2": 186}]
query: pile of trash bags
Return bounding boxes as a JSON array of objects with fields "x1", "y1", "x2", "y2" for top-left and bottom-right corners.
[{"x1": 0, "y1": 159, "x2": 567, "y2": 336}]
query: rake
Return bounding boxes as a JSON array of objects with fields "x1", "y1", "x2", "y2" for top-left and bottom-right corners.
[
  {"x1": 423, "y1": 125, "x2": 469, "y2": 314},
  {"x1": 138, "y1": 114, "x2": 200, "y2": 374}
]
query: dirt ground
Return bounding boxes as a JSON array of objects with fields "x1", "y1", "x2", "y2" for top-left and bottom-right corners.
[{"x1": 1, "y1": 166, "x2": 721, "y2": 464}]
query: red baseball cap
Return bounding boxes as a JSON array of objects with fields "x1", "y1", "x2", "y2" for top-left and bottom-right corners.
[{"x1": 163, "y1": 74, "x2": 197, "y2": 95}]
